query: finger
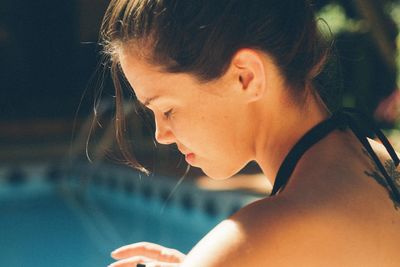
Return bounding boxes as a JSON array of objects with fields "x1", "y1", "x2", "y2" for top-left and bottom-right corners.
[
  {"x1": 111, "y1": 242, "x2": 185, "y2": 262},
  {"x1": 108, "y1": 256, "x2": 180, "y2": 267},
  {"x1": 108, "y1": 255, "x2": 152, "y2": 267},
  {"x1": 144, "y1": 262, "x2": 180, "y2": 267}
]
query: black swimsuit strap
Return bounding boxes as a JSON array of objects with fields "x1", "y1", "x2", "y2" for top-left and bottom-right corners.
[
  {"x1": 341, "y1": 108, "x2": 400, "y2": 202},
  {"x1": 270, "y1": 111, "x2": 346, "y2": 196},
  {"x1": 270, "y1": 108, "x2": 400, "y2": 201}
]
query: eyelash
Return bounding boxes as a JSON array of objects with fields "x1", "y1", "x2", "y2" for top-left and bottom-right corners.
[{"x1": 163, "y1": 109, "x2": 173, "y2": 119}]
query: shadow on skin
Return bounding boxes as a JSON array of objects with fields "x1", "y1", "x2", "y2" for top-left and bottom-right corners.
[{"x1": 195, "y1": 173, "x2": 272, "y2": 194}]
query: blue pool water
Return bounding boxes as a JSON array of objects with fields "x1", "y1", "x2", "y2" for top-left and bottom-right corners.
[{"x1": 0, "y1": 164, "x2": 258, "y2": 267}]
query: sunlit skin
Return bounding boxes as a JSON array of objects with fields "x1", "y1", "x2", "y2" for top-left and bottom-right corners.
[
  {"x1": 109, "y1": 48, "x2": 400, "y2": 267},
  {"x1": 119, "y1": 48, "x2": 329, "y2": 182}
]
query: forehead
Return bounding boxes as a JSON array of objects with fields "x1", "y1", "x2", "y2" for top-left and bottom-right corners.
[
  {"x1": 118, "y1": 52, "x2": 165, "y2": 99},
  {"x1": 118, "y1": 51, "x2": 213, "y2": 105}
]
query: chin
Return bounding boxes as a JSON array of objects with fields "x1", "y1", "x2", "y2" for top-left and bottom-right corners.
[{"x1": 201, "y1": 165, "x2": 241, "y2": 180}]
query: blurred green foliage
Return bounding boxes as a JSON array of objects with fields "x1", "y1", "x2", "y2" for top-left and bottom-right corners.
[
  {"x1": 317, "y1": 3, "x2": 361, "y2": 34},
  {"x1": 387, "y1": 2, "x2": 400, "y2": 83},
  {"x1": 317, "y1": 1, "x2": 400, "y2": 82},
  {"x1": 316, "y1": 1, "x2": 400, "y2": 129}
]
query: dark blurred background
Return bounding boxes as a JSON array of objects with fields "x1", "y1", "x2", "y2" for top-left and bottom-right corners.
[
  {"x1": 0, "y1": 0, "x2": 110, "y2": 119},
  {"x1": 0, "y1": 0, "x2": 399, "y2": 168},
  {"x1": 0, "y1": 0, "x2": 111, "y2": 163}
]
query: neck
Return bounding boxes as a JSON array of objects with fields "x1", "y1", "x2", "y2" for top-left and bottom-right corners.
[{"x1": 253, "y1": 89, "x2": 330, "y2": 185}]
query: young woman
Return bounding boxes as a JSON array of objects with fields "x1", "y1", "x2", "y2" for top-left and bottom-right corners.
[{"x1": 101, "y1": 1, "x2": 400, "y2": 266}]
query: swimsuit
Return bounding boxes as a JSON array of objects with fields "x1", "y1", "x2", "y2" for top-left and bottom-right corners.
[{"x1": 270, "y1": 108, "x2": 400, "y2": 203}]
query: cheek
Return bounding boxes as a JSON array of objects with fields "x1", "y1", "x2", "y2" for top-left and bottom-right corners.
[
  {"x1": 175, "y1": 111, "x2": 249, "y2": 178},
  {"x1": 171, "y1": 110, "x2": 217, "y2": 148},
  {"x1": 190, "y1": 115, "x2": 236, "y2": 153},
  {"x1": 173, "y1": 97, "x2": 243, "y2": 153}
]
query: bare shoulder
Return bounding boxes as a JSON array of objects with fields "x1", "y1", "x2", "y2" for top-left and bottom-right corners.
[
  {"x1": 367, "y1": 137, "x2": 400, "y2": 166},
  {"x1": 181, "y1": 197, "x2": 343, "y2": 267},
  {"x1": 367, "y1": 138, "x2": 400, "y2": 184},
  {"x1": 182, "y1": 189, "x2": 400, "y2": 267}
]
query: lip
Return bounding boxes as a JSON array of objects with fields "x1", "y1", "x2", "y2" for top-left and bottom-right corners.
[
  {"x1": 177, "y1": 145, "x2": 191, "y2": 156},
  {"x1": 185, "y1": 153, "x2": 195, "y2": 163}
]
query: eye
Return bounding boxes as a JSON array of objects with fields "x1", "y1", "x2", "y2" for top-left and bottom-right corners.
[{"x1": 163, "y1": 109, "x2": 173, "y2": 119}]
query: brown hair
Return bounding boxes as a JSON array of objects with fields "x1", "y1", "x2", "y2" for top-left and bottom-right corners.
[{"x1": 100, "y1": 0, "x2": 329, "y2": 173}]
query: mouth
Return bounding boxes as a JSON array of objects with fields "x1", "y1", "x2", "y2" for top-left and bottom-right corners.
[
  {"x1": 176, "y1": 144, "x2": 195, "y2": 164},
  {"x1": 185, "y1": 153, "x2": 195, "y2": 163}
]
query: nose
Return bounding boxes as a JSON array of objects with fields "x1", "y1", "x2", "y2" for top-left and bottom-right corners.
[{"x1": 154, "y1": 117, "x2": 175, "y2": 145}]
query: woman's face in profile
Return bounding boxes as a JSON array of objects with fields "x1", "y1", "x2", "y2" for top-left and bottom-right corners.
[{"x1": 118, "y1": 51, "x2": 256, "y2": 179}]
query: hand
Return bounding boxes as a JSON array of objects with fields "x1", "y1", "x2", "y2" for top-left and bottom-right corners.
[{"x1": 108, "y1": 242, "x2": 186, "y2": 267}]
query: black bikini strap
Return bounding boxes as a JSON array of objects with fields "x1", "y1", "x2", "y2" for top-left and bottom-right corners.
[
  {"x1": 338, "y1": 108, "x2": 400, "y2": 202},
  {"x1": 270, "y1": 112, "x2": 347, "y2": 196},
  {"x1": 340, "y1": 108, "x2": 399, "y2": 167},
  {"x1": 271, "y1": 108, "x2": 400, "y2": 200}
]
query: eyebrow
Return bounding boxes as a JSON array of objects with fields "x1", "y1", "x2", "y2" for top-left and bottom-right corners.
[{"x1": 143, "y1": 95, "x2": 160, "y2": 107}]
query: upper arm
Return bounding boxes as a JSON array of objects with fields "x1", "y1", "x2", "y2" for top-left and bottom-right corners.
[
  {"x1": 180, "y1": 197, "x2": 346, "y2": 267},
  {"x1": 180, "y1": 199, "x2": 294, "y2": 267},
  {"x1": 180, "y1": 219, "x2": 250, "y2": 267}
]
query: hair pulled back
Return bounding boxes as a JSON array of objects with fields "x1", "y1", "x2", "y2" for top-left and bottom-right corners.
[
  {"x1": 100, "y1": 0, "x2": 329, "y2": 172},
  {"x1": 102, "y1": 0, "x2": 327, "y2": 89}
]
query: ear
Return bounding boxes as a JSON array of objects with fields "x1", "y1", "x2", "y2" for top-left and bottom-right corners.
[{"x1": 231, "y1": 49, "x2": 266, "y2": 103}]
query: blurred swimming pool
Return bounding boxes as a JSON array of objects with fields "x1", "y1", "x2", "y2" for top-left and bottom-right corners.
[{"x1": 0, "y1": 164, "x2": 259, "y2": 267}]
